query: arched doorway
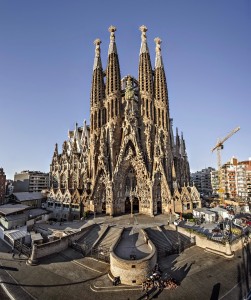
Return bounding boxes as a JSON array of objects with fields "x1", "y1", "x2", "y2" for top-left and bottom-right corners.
[
  {"x1": 94, "y1": 180, "x2": 106, "y2": 214},
  {"x1": 125, "y1": 197, "x2": 131, "y2": 213},
  {"x1": 153, "y1": 173, "x2": 162, "y2": 215},
  {"x1": 133, "y1": 197, "x2": 139, "y2": 213},
  {"x1": 157, "y1": 201, "x2": 162, "y2": 214},
  {"x1": 102, "y1": 201, "x2": 106, "y2": 214}
]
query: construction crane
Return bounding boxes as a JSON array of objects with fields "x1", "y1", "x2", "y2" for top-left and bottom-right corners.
[{"x1": 211, "y1": 126, "x2": 240, "y2": 202}]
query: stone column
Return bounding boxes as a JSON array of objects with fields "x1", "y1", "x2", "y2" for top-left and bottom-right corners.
[
  {"x1": 27, "y1": 244, "x2": 38, "y2": 266},
  {"x1": 225, "y1": 241, "x2": 234, "y2": 257},
  {"x1": 149, "y1": 185, "x2": 154, "y2": 217}
]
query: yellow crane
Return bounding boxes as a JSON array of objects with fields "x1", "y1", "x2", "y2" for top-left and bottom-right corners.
[{"x1": 211, "y1": 126, "x2": 240, "y2": 202}]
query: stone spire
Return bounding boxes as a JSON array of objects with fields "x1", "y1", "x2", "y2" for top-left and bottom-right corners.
[
  {"x1": 74, "y1": 122, "x2": 78, "y2": 139},
  {"x1": 53, "y1": 143, "x2": 58, "y2": 158},
  {"x1": 138, "y1": 25, "x2": 153, "y2": 94},
  {"x1": 91, "y1": 39, "x2": 105, "y2": 107},
  {"x1": 81, "y1": 120, "x2": 87, "y2": 141},
  {"x1": 139, "y1": 25, "x2": 149, "y2": 54},
  {"x1": 154, "y1": 37, "x2": 163, "y2": 68},
  {"x1": 93, "y1": 39, "x2": 102, "y2": 70},
  {"x1": 180, "y1": 132, "x2": 187, "y2": 157},
  {"x1": 175, "y1": 127, "x2": 181, "y2": 157},
  {"x1": 154, "y1": 37, "x2": 169, "y2": 130},
  {"x1": 108, "y1": 25, "x2": 117, "y2": 55},
  {"x1": 170, "y1": 119, "x2": 175, "y2": 150},
  {"x1": 106, "y1": 26, "x2": 121, "y2": 96}
]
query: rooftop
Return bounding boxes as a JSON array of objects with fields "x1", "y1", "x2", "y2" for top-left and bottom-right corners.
[
  {"x1": 0, "y1": 204, "x2": 29, "y2": 215},
  {"x1": 13, "y1": 192, "x2": 45, "y2": 202}
]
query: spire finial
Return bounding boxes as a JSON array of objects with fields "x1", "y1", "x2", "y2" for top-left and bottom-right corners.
[
  {"x1": 109, "y1": 25, "x2": 116, "y2": 34},
  {"x1": 93, "y1": 38, "x2": 102, "y2": 70},
  {"x1": 154, "y1": 37, "x2": 163, "y2": 68},
  {"x1": 139, "y1": 25, "x2": 148, "y2": 37},
  {"x1": 108, "y1": 25, "x2": 117, "y2": 54},
  {"x1": 94, "y1": 39, "x2": 101, "y2": 55},
  {"x1": 139, "y1": 25, "x2": 149, "y2": 54},
  {"x1": 154, "y1": 37, "x2": 162, "y2": 53}
]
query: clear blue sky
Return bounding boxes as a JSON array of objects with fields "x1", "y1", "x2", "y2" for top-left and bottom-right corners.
[{"x1": 1, "y1": 0, "x2": 250, "y2": 179}]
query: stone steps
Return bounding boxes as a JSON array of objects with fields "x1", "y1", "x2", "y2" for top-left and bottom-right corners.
[
  {"x1": 145, "y1": 227, "x2": 172, "y2": 254},
  {"x1": 98, "y1": 226, "x2": 120, "y2": 249},
  {"x1": 77, "y1": 224, "x2": 103, "y2": 251},
  {"x1": 162, "y1": 226, "x2": 191, "y2": 246}
]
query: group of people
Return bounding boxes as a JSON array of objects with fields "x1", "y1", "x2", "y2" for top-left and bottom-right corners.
[
  {"x1": 11, "y1": 247, "x2": 22, "y2": 258},
  {"x1": 141, "y1": 264, "x2": 179, "y2": 299},
  {"x1": 141, "y1": 274, "x2": 179, "y2": 292}
]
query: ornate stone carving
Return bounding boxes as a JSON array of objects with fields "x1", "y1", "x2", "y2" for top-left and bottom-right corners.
[{"x1": 49, "y1": 27, "x2": 197, "y2": 217}]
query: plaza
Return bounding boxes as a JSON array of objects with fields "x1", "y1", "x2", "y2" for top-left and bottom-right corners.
[{"x1": 0, "y1": 214, "x2": 250, "y2": 300}]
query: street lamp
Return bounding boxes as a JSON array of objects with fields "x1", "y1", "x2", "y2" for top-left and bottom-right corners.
[{"x1": 130, "y1": 188, "x2": 133, "y2": 218}]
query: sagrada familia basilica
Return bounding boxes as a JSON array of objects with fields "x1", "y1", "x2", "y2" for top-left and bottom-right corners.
[{"x1": 47, "y1": 26, "x2": 201, "y2": 221}]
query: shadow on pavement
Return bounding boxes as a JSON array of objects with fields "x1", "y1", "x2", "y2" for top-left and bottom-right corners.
[
  {"x1": 210, "y1": 282, "x2": 221, "y2": 300},
  {"x1": 237, "y1": 238, "x2": 250, "y2": 299},
  {"x1": 0, "y1": 272, "x2": 105, "y2": 288},
  {"x1": 0, "y1": 266, "x2": 18, "y2": 272},
  {"x1": 161, "y1": 254, "x2": 194, "y2": 284}
]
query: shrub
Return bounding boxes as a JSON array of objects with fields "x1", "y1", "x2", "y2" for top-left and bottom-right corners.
[{"x1": 188, "y1": 218, "x2": 196, "y2": 223}]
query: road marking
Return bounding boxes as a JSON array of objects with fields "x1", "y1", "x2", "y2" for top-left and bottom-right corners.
[
  {"x1": 0, "y1": 261, "x2": 36, "y2": 300},
  {"x1": 72, "y1": 260, "x2": 103, "y2": 274},
  {"x1": 218, "y1": 280, "x2": 242, "y2": 299},
  {"x1": 86, "y1": 257, "x2": 109, "y2": 265},
  {"x1": 90, "y1": 285, "x2": 140, "y2": 293}
]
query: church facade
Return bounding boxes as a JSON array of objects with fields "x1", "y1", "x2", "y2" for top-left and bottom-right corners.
[{"x1": 47, "y1": 26, "x2": 201, "y2": 221}]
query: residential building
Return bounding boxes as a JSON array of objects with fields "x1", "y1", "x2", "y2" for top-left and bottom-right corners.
[
  {"x1": 14, "y1": 171, "x2": 49, "y2": 193},
  {"x1": 0, "y1": 203, "x2": 29, "y2": 230},
  {"x1": 211, "y1": 157, "x2": 251, "y2": 201},
  {"x1": 10, "y1": 192, "x2": 46, "y2": 208},
  {"x1": 0, "y1": 168, "x2": 6, "y2": 205},
  {"x1": 236, "y1": 158, "x2": 251, "y2": 200},
  {"x1": 5, "y1": 179, "x2": 14, "y2": 196},
  {"x1": 211, "y1": 170, "x2": 219, "y2": 196},
  {"x1": 191, "y1": 167, "x2": 215, "y2": 196}
]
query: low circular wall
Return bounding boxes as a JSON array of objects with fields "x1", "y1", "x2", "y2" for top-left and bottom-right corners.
[{"x1": 110, "y1": 231, "x2": 157, "y2": 285}]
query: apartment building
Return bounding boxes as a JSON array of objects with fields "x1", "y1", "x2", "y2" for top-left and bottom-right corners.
[
  {"x1": 191, "y1": 167, "x2": 215, "y2": 196},
  {"x1": 14, "y1": 171, "x2": 49, "y2": 193},
  {"x1": 211, "y1": 157, "x2": 251, "y2": 201},
  {"x1": 0, "y1": 168, "x2": 6, "y2": 205}
]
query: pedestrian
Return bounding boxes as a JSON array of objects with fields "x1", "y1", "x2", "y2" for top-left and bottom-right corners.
[
  {"x1": 145, "y1": 291, "x2": 149, "y2": 300},
  {"x1": 12, "y1": 249, "x2": 15, "y2": 258}
]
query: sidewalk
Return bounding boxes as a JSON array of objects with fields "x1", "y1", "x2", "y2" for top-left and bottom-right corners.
[{"x1": 90, "y1": 274, "x2": 141, "y2": 293}]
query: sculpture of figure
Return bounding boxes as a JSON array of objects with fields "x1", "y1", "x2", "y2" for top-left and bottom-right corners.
[{"x1": 125, "y1": 76, "x2": 134, "y2": 100}]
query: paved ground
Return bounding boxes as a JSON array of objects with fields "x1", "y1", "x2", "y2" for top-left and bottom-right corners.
[
  {"x1": 115, "y1": 227, "x2": 151, "y2": 259},
  {"x1": 0, "y1": 214, "x2": 250, "y2": 300}
]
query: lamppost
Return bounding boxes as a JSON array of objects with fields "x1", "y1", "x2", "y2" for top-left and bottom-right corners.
[
  {"x1": 94, "y1": 200, "x2": 96, "y2": 220},
  {"x1": 130, "y1": 188, "x2": 133, "y2": 218}
]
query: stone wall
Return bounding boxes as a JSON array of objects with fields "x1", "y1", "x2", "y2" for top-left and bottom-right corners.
[
  {"x1": 28, "y1": 224, "x2": 94, "y2": 264},
  {"x1": 110, "y1": 229, "x2": 157, "y2": 285},
  {"x1": 171, "y1": 224, "x2": 245, "y2": 258}
]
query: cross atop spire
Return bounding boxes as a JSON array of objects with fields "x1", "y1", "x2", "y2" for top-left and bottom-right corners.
[
  {"x1": 154, "y1": 37, "x2": 163, "y2": 68},
  {"x1": 93, "y1": 38, "x2": 102, "y2": 70},
  {"x1": 139, "y1": 25, "x2": 149, "y2": 54},
  {"x1": 108, "y1": 25, "x2": 117, "y2": 54}
]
